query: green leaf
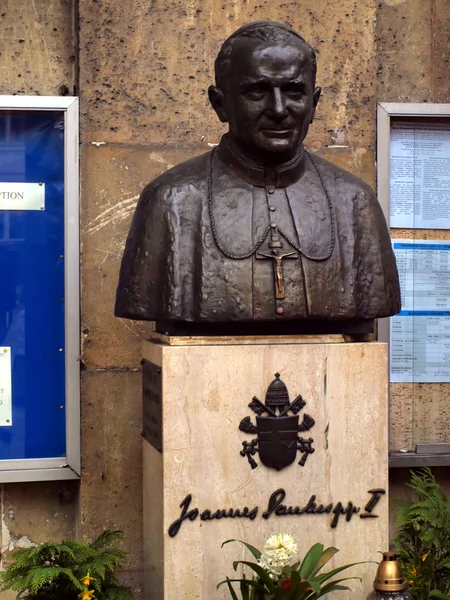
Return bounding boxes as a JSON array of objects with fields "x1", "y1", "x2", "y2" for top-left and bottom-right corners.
[
  {"x1": 289, "y1": 579, "x2": 312, "y2": 600},
  {"x1": 315, "y1": 583, "x2": 352, "y2": 598},
  {"x1": 218, "y1": 578, "x2": 268, "y2": 597},
  {"x1": 232, "y1": 561, "x2": 275, "y2": 592},
  {"x1": 222, "y1": 539, "x2": 262, "y2": 560},
  {"x1": 226, "y1": 576, "x2": 240, "y2": 600},
  {"x1": 429, "y1": 590, "x2": 450, "y2": 600},
  {"x1": 289, "y1": 571, "x2": 300, "y2": 588},
  {"x1": 240, "y1": 576, "x2": 250, "y2": 600},
  {"x1": 316, "y1": 562, "x2": 365, "y2": 584},
  {"x1": 218, "y1": 578, "x2": 243, "y2": 589},
  {"x1": 305, "y1": 578, "x2": 321, "y2": 595},
  {"x1": 310, "y1": 547, "x2": 339, "y2": 577},
  {"x1": 299, "y1": 544, "x2": 324, "y2": 579},
  {"x1": 243, "y1": 579, "x2": 268, "y2": 595},
  {"x1": 273, "y1": 585, "x2": 289, "y2": 600},
  {"x1": 90, "y1": 530, "x2": 124, "y2": 551},
  {"x1": 318, "y1": 576, "x2": 361, "y2": 596}
]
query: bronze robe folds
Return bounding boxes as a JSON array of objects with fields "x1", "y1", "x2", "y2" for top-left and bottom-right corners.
[{"x1": 115, "y1": 140, "x2": 400, "y2": 326}]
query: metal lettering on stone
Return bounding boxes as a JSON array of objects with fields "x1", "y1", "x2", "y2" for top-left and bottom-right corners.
[
  {"x1": 167, "y1": 488, "x2": 386, "y2": 537},
  {"x1": 239, "y1": 373, "x2": 315, "y2": 471},
  {"x1": 142, "y1": 360, "x2": 162, "y2": 453}
]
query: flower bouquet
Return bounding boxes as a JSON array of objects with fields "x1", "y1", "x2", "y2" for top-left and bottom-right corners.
[{"x1": 218, "y1": 533, "x2": 363, "y2": 600}]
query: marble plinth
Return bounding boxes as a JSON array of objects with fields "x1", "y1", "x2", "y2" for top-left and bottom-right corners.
[{"x1": 142, "y1": 339, "x2": 388, "y2": 600}]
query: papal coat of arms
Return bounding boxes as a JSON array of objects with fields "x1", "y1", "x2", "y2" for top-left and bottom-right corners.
[{"x1": 239, "y1": 373, "x2": 315, "y2": 471}]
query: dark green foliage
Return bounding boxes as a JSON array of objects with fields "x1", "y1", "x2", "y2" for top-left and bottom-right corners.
[
  {"x1": 392, "y1": 468, "x2": 450, "y2": 600},
  {"x1": 0, "y1": 529, "x2": 135, "y2": 600}
]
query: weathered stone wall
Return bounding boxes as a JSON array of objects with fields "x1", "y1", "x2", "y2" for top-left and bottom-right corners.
[
  {"x1": 377, "y1": 0, "x2": 450, "y2": 513},
  {"x1": 377, "y1": 0, "x2": 450, "y2": 104},
  {"x1": 0, "y1": 0, "x2": 77, "y2": 96},
  {"x1": 0, "y1": 1, "x2": 78, "y2": 598},
  {"x1": 1, "y1": 0, "x2": 450, "y2": 598}
]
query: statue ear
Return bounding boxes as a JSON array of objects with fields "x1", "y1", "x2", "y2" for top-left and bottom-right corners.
[
  {"x1": 208, "y1": 85, "x2": 229, "y2": 123},
  {"x1": 309, "y1": 86, "x2": 322, "y2": 124}
]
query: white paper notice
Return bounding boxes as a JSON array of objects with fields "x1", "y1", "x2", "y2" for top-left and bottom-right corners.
[
  {"x1": 390, "y1": 240, "x2": 450, "y2": 383},
  {"x1": 390, "y1": 123, "x2": 450, "y2": 229},
  {"x1": 0, "y1": 347, "x2": 12, "y2": 426}
]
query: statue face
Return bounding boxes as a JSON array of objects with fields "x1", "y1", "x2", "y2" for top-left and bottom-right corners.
[{"x1": 210, "y1": 39, "x2": 321, "y2": 161}]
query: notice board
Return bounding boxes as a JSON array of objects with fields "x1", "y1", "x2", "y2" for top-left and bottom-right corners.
[
  {"x1": 0, "y1": 97, "x2": 79, "y2": 481},
  {"x1": 378, "y1": 104, "x2": 450, "y2": 467}
]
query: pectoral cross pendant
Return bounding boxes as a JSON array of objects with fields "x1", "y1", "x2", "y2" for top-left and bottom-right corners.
[{"x1": 257, "y1": 248, "x2": 298, "y2": 299}]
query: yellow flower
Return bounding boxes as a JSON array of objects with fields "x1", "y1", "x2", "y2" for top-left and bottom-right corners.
[
  {"x1": 81, "y1": 573, "x2": 95, "y2": 586},
  {"x1": 78, "y1": 591, "x2": 95, "y2": 600},
  {"x1": 81, "y1": 571, "x2": 95, "y2": 587},
  {"x1": 421, "y1": 554, "x2": 428, "y2": 562}
]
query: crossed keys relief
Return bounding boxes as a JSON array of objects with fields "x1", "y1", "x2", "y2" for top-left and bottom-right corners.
[{"x1": 238, "y1": 373, "x2": 316, "y2": 471}]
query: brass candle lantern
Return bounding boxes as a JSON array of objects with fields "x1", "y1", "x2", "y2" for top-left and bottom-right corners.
[{"x1": 367, "y1": 552, "x2": 414, "y2": 600}]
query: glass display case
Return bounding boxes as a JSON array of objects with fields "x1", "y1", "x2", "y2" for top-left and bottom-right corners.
[
  {"x1": 378, "y1": 103, "x2": 450, "y2": 467},
  {"x1": 0, "y1": 96, "x2": 79, "y2": 481}
]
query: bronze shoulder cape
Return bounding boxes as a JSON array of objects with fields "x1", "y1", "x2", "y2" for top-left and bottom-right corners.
[{"x1": 115, "y1": 149, "x2": 400, "y2": 323}]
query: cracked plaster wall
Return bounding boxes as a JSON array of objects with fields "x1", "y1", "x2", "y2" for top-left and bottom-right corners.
[{"x1": 1, "y1": 0, "x2": 450, "y2": 598}]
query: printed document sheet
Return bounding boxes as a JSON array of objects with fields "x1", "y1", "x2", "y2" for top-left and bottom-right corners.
[
  {"x1": 390, "y1": 122, "x2": 450, "y2": 229},
  {"x1": 390, "y1": 240, "x2": 450, "y2": 382}
]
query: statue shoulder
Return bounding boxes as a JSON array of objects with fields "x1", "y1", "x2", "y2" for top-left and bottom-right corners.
[
  {"x1": 140, "y1": 150, "x2": 210, "y2": 203},
  {"x1": 308, "y1": 153, "x2": 375, "y2": 198}
]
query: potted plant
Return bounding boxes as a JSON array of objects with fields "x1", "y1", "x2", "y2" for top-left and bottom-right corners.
[
  {"x1": 0, "y1": 529, "x2": 135, "y2": 599},
  {"x1": 218, "y1": 533, "x2": 363, "y2": 599},
  {"x1": 392, "y1": 467, "x2": 450, "y2": 600}
]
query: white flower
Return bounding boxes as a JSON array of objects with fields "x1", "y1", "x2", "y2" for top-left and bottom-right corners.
[
  {"x1": 264, "y1": 533, "x2": 298, "y2": 556},
  {"x1": 258, "y1": 553, "x2": 281, "y2": 579},
  {"x1": 258, "y1": 533, "x2": 298, "y2": 580}
]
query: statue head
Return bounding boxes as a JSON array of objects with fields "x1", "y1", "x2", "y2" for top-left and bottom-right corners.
[{"x1": 208, "y1": 21, "x2": 322, "y2": 164}]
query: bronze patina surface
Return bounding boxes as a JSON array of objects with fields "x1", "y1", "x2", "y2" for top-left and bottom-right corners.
[
  {"x1": 115, "y1": 21, "x2": 400, "y2": 333},
  {"x1": 239, "y1": 373, "x2": 316, "y2": 471}
]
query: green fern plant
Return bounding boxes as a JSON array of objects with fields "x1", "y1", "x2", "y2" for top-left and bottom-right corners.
[
  {"x1": 392, "y1": 467, "x2": 450, "y2": 600},
  {"x1": 0, "y1": 529, "x2": 135, "y2": 600}
]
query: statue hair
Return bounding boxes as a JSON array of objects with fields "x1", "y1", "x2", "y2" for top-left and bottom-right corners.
[{"x1": 214, "y1": 21, "x2": 317, "y2": 91}]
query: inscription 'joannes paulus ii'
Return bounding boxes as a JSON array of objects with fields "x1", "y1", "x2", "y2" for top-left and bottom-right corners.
[{"x1": 168, "y1": 488, "x2": 386, "y2": 537}]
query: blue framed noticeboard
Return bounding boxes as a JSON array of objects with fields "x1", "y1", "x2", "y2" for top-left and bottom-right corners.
[{"x1": 0, "y1": 97, "x2": 80, "y2": 481}]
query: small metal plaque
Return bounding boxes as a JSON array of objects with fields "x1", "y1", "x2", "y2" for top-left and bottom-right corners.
[
  {"x1": 0, "y1": 182, "x2": 45, "y2": 211},
  {"x1": 416, "y1": 443, "x2": 450, "y2": 455},
  {"x1": 0, "y1": 347, "x2": 12, "y2": 426},
  {"x1": 142, "y1": 360, "x2": 162, "y2": 452}
]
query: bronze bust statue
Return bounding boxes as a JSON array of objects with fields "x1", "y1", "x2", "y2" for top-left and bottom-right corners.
[{"x1": 115, "y1": 21, "x2": 400, "y2": 335}]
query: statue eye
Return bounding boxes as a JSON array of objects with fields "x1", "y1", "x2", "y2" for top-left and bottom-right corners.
[
  {"x1": 283, "y1": 83, "x2": 305, "y2": 98},
  {"x1": 244, "y1": 88, "x2": 266, "y2": 100},
  {"x1": 241, "y1": 83, "x2": 269, "y2": 100}
]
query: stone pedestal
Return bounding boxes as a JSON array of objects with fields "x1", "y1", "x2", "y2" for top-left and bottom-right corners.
[{"x1": 142, "y1": 337, "x2": 388, "y2": 600}]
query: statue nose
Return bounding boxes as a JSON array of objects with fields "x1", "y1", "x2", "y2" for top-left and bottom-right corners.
[{"x1": 271, "y1": 89, "x2": 288, "y2": 117}]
